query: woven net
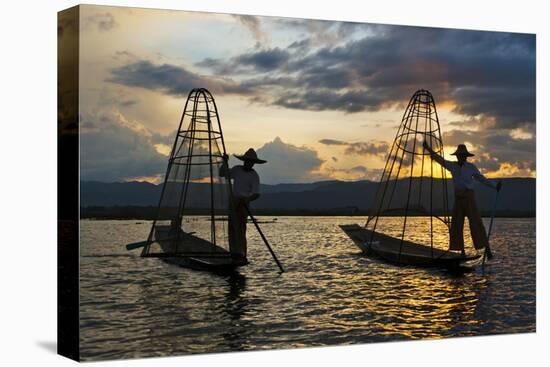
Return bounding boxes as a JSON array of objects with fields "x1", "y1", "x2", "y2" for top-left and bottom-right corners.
[
  {"x1": 141, "y1": 88, "x2": 233, "y2": 258},
  {"x1": 365, "y1": 89, "x2": 452, "y2": 252}
]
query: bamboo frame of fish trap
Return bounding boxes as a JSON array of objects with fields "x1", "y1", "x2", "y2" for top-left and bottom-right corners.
[{"x1": 341, "y1": 89, "x2": 480, "y2": 267}]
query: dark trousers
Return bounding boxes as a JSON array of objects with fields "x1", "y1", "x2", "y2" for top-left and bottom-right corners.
[
  {"x1": 450, "y1": 189, "x2": 489, "y2": 251},
  {"x1": 228, "y1": 197, "x2": 248, "y2": 258}
]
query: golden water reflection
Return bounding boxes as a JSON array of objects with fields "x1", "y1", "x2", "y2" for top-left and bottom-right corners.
[{"x1": 79, "y1": 217, "x2": 535, "y2": 360}]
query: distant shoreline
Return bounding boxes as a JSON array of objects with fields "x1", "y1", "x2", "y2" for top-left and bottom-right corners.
[
  {"x1": 80, "y1": 206, "x2": 535, "y2": 220},
  {"x1": 80, "y1": 179, "x2": 536, "y2": 217}
]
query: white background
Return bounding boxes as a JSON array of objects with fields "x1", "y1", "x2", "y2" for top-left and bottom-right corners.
[{"x1": 0, "y1": 0, "x2": 547, "y2": 366}]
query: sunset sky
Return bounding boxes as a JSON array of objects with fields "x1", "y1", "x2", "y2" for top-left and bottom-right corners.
[{"x1": 76, "y1": 5, "x2": 536, "y2": 184}]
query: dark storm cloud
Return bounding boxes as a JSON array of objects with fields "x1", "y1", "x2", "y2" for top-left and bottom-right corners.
[
  {"x1": 115, "y1": 24, "x2": 535, "y2": 130},
  {"x1": 319, "y1": 139, "x2": 389, "y2": 157},
  {"x1": 273, "y1": 89, "x2": 387, "y2": 113},
  {"x1": 196, "y1": 48, "x2": 291, "y2": 74},
  {"x1": 345, "y1": 141, "x2": 389, "y2": 157},
  {"x1": 236, "y1": 48, "x2": 291, "y2": 71},
  {"x1": 108, "y1": 60, "x2": 255, "y2": 96},
  {"x1": 296, "y1": 65, "x2": 354, "y2": 89},
  {"x1": 450, "y1": 86, "x2": 535, "y2": 128},
  {"x1": 443, "y1": 128, "x2": 535, "y2": 173},
  {"x1": 112, "y1": 24, "x2": 535, "y2": 129},
  {"x1": 101, "y1": 21, "x2": 535, "y2": 180},
  {"x1": 80, "y1": 112, "x2": 168, "y2": 182},
  {"x1": 192, "y1": 24, "x2": 536, "y2": 130},
  {"x1": 116, "y1": 24, "x2": 535, "y2": 128},
  {"x1": 109, "y1": 61, "x2": 205, "y2": 94},
  {"x1": 277, "y1": 26, "x2": 535, "y2": 124}
]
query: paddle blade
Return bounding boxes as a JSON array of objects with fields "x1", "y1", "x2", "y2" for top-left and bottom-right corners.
[
  {"x1": 486, "y1": 246, "x2": 494, "y2": 260},
  {"x1": 126, "y1": 240, "x2": 147, "y2": 251}
]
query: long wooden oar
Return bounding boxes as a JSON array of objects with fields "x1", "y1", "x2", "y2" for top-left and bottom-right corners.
[
  {"x1": 482, "y1": 189, "x2": 500, "y2": 266},
  {"x1": 125, "y1": 232, "x2": 196, "y2": 251},
  {"x1": 126, "y1": 240, "x2": 148, "y2": 251},
  {"x1": 244, "y1": 204, "x2": 285, "y2": 273}
]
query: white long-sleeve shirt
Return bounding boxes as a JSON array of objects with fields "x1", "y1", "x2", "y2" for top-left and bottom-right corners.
[
  {"x1": 430, "y1": 152, "x2": 496, "y2": 191},
  {"x1": 220, "y1": 164, "x2": 260, "y2": 198}
]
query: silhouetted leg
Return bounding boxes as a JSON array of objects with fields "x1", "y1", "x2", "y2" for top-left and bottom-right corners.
[
  {"x1": 228, "y1": 198, "x2": 247, "y2": 259},
  {"x1": 237, "y1": 201, "x2": 248, "y2": 258},
  {"x1": 466, "y1": 191, "x2": 489, "y2": 250},
  {"x1": 450, "y1": 196, "x2": 466, "y2": 251},
  {"x1": 228, "y1": 199, "x2": 239, "y2": 254}
]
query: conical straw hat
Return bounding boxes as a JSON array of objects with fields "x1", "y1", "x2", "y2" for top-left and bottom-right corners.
[
  {"x1": 234, "y1": 148, "x2": 267, "y2": 164},
  {"x1": 450, "y1": 144, "x2": 474, "y2": 157}
]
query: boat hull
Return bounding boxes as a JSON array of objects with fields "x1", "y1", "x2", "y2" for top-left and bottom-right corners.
[
  {"x1": 147, "y1": 225, "x2": 247, "y2": 273},
  {"x1": 340, "y1": 224, "x2": 480, "y2": 268}
]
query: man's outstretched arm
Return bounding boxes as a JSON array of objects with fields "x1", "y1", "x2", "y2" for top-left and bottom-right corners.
[
  {"x1": 473, "y1": 167, "x2": 501, "y2": 191},
  {"x1": 422, "y1": 141, "x2": 448, "y2": 169}
]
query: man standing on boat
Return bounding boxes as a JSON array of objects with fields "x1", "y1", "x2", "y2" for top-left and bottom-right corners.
[
  {"x1": 220, "y1": 148, "x2": 267, "y2": 264},
  {"x1": 423, "y1": 142, "x2": 502, "y2": 257}
]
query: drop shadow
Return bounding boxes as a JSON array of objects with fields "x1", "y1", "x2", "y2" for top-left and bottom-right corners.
[{"x1": 36, "y1": 340, "x2": 57, "y2": 354}]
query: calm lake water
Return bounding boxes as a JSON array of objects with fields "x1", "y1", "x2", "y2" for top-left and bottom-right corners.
[{"x1": 79, "y1": 216, "x2": 536, "y2": 361}]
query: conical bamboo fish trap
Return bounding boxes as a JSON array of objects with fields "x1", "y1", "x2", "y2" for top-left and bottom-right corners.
[
  {"x1": 341, "y1": 89, "x2": 480, "y2": 267},
  {"x1": 141, "y1": 88, "x2": 242, "y2": 271}
]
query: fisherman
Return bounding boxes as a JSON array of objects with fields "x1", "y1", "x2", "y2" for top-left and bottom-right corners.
[
  {"x1": 220, "y1": 148, "x2": 267, "y2": 264},
  {"x1": 423, "y1": 141, "x2": 502, "y2": 257}
]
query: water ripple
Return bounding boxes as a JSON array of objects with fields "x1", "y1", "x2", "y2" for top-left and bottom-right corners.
[{"x1": 79, "y1": 217, "x2": 535, "y2": 361}]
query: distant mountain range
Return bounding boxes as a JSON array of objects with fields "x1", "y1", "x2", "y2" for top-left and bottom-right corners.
[{"x1": 80, "y1": 178, "x2": 535, "y2": 217}]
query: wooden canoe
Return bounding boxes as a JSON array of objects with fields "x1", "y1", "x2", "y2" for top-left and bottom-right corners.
[
  {"x1": 147, "y1": 225, "x2": 246, "y2": 273},
  {"x1": 339, "y1": 224, "x2": 480, "y2": 268}
]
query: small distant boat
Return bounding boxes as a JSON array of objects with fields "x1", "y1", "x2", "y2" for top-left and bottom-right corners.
[
  {"x1": 255, "y1": 218, "x2": 278, "y2": 224},
  {"x1": 340, "y1": 224, "x2": 479, "y2": 268}
]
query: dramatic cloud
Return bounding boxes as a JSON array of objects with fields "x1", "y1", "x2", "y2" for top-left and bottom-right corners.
[
  {"x1": 443, "y1": 128, "x2": 535, "y2": 176},
  {"x1": 108, "y1": 60, "x2": 255, "y2": 96},
  {"x1": 80, "y1": 111, "x2": 168, "y2": 182},
  {"x1": 91, "y1": 10, "x2": 535, "y2": 181},
  {"x1": 273, "y1": 89, "x2": 388, "y2": 113},
  {"x1": 450, "y1": 86, "x2": 535, "y2": 128},
  {"x1": 319, "y1": 139, "x2": 389, "y2": 158},
  {"x1": 253, "y1": 137, "x2": 324, "y2": 184},
  {"x1": 193, "y1": 25, "x2": 535, "y2": 126},
  {"x1": 111, "y1": 27, "x2": 535, "y2": 127},
  {"x1": 236, "y1": 48, "x2": 290, "y2": 72},
  {"x1": 196, "y1": 48, "x2": 291, "y2": 75},
  {"x1": 344, "y1": 141, "x2": 389, "y2": 157}
]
